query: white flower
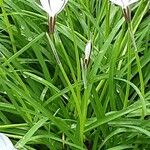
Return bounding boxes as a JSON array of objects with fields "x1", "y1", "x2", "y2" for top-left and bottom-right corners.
[
  {"x1": 40, "y1": 0, "x2": 68, "y2": 17},
  {"x1": 0, "y1": 133, "x2": 17, "y2": 150},
  {"x1": 110, "y1": 0, "x2": 138, "y2": 8},
  {"x1": 39, "y1": 0, "x2": 68, "y2": 33}
]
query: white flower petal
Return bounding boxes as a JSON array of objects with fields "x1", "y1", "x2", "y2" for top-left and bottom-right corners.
[
  {"x1": 40, "y1": 0, "x2": 52, "y2": 16},
  {"x1": 0, "y1": 133, "x2": 17, "y2": 150},
  {"x1": 128, "y1": 0, "x2": 139, "y2": 6},
  {"x1": 110, "y1": 0, "x2": 124, "y2": 7},
  {"x1": 110, "y1": 0, "x2": 138, "y2": 8},
  {"x1": 50, "y1": 0, "x2": 68, "y2": 16},
  {"x1": 40, "y1": 0, "x2": 68, "y2": 17}
]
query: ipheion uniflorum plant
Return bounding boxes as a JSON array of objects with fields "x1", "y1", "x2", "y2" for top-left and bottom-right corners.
[
  {"x1": 110, "y1": 0, "x2": 147, "y2": 117},
  {"x1": 40, "y1": 0, "x2": 68, "y2": 33},
  {"x1": 110, "y1": 0, "x2": 139, "y2": 22}
]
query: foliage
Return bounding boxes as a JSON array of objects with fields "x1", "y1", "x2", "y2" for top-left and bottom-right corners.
[{"x1": 0, "y1": 0, "x2": 150, "y2": 149}]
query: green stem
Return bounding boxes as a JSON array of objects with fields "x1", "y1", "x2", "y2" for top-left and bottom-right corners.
[
  {"x1": 46, "y1": 32, "x2": 82, "y2": 129},
  {"x1": 124, "y1": 29, "x2": 131, "y2": 108},
  {"x1": 128, "y1": 22, "x2": 146, "y2": 117},
  {"x1": 67, "y1": 9, "x2": 81, "y2": 103}
]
